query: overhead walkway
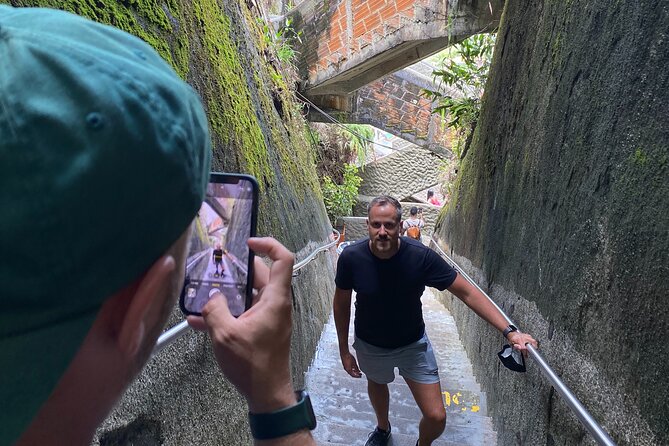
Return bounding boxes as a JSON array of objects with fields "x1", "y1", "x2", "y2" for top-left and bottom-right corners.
[{"x1": 306, "y1": 288, "x2": 497, "y2": 445}]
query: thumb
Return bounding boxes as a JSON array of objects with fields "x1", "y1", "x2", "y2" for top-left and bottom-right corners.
[{"x1": 202, "y1": 291, "x2": 235, "y2": 331}]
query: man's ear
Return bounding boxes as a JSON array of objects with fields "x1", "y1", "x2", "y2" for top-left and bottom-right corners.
[{"x1": 117, "y1": 255, "x2": 176, "y2": 359}]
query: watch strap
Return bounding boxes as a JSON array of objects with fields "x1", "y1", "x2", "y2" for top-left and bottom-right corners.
[
  {"x1": 503, "y1": 324, "x2": 518, "y2": 338},
  {"x1": 248, "y1": 390, "x2": 317, "y2": 440}
]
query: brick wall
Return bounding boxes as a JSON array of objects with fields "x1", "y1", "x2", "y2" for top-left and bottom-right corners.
[
  {"x1": 354, "y1": 71, "x2": 452, "y2": 151},
  {"x1": 290, "y1": 0, "x2": 502, "y2": 94}
]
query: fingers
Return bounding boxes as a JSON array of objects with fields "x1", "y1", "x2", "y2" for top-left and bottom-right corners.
[
  {"x1": 252, "y1": 256, "x2": 270, "y2": 290},
  {"x1": 348, "y1": 366, "x2": 362, "y2": 378},
  {"x1": 510, "y1": 332, "x2": 538, "y2": 358},
  {"x1": 341, "y1": 354, "x2": 363, "y2": 378},
  {"x1": 187, "y1": 315, "x2": 208, "y2": 331},
  {"x1": 248, "y1": 237, "x2": 294, "y2": 291},
  {"x1": 201, "y1": 290, "x2": 235, "y2": 331}
]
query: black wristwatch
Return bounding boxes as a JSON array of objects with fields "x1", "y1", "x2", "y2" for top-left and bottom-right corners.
[
  {"x1": 503, "y1": 324, "x2": 518, "y2": 338},
  {"x1": 248, "y1": 390, "x2": 317, "y2": 440}
]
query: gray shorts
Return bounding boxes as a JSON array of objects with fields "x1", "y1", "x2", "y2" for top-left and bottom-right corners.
[{"x1": 353, "y1": 333, "x2": 440, "y2": 385}]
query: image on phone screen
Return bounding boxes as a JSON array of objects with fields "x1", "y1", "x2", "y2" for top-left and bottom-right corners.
[{"x1": 180, "y1": 174, "x2": 258, "y2": 316}]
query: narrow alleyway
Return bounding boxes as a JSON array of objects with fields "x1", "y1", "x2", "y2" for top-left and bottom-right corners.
[{"x1": 306, "y1": 288, "x2": 498, "y2": 445}]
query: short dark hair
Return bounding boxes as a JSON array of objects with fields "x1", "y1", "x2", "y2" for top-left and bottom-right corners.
[
  {"x1": 410, "y1": 206, "x2": 418, "y2": 216},
  {"x1": 427, "y1": 190, "x2": 434, "y2": 198},
  {"x1": 367, "y1": 195, "x2": 402, "y2": 222}
]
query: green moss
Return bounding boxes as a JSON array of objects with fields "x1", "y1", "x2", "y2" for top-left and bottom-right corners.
[
  {"x1": 8, "y1": 0, "x2": 322, "y2": 200},
  {"x1": 9, "y1": 0, "x2": 191, "y2": 78},
  {"x1": 631, "y1": 147, "x2": 648, "y2": 166},
  {"x1": 192, "y1": 0, "x2": 274, "y2": 189}
]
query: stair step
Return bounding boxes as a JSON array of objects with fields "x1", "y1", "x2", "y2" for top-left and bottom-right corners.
[
  {"x1": 314, "y1": 420, "x2": 496, "y2": 446},
  {"x1": 307, "y1": 289, "x2": 498, "y2": 446}
]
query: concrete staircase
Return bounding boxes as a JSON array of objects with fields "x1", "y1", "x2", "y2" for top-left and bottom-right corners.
[{"x1": 305, "y1": 289, "x2": 498, "y2": 446}]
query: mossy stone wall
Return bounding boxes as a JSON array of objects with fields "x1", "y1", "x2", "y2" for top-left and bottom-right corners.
[
  {"x1": 436, "y1": 1, "x2": 668, "y2": 445},
  {"x1": 5, "y1": 1, "x2": 335, "y2": 444}
]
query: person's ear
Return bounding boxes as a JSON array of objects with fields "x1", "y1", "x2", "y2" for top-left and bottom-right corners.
[{"x1": 117, "y1": 255, "x2": 176, "y2": 359}]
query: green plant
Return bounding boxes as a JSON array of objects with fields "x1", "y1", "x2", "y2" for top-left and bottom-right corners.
[
  {"x1": 423, "y1": 33, "x2": 495, "y2": 131},
  {"x1": 341, "y1": 124, "x2": 374, "y2": 168},
  {"x1": 422, "y1": 33, "x2": 495, "y2": 195},
  {"x1": 275, "y1": 17, "x2": 302, "y2": 63},
  {"x1": 257, "y1": 17, "x2": 302, "y2": 64},
  {"x1": 321, "y1": 164, "x2": 363, "y2": 225}
]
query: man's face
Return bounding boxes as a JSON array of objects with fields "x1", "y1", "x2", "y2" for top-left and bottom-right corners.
[{"x1": 367, "y1": 204, "x2": 401, "y2": 258}]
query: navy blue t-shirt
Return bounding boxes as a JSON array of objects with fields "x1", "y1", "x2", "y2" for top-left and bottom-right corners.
[{"x1": 335, "y1": 237, "x2": 457, "y2": 348}]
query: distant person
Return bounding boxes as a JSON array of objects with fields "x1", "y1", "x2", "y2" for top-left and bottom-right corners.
[
  {"x1": 333, "y1": 195, "x2": 537, "y2": 446},
  {"x1": 0, "y1": 6, "x2": 315, "y2": 445},
  {"x1": 402, "y1": 206, "x2": 424, "y2": 240},
  {"x1": 427, "y1": 190, "x2": 442, "y2": 206},
  {"x1": 213, "y1": 243, "x2": 225, "y2": 276}
]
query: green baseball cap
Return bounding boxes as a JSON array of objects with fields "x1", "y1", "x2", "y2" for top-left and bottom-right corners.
[{"x1": 0, "y1": 5, "x2": 212, "y2": 443}]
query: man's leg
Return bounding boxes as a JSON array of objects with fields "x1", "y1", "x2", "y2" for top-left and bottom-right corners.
[
  {"x1": 404, "y1": 378, "x2": 446, "y2": 446},
  {"x1": 367, "y1": 378, "x2": 390, "y2": 431}
]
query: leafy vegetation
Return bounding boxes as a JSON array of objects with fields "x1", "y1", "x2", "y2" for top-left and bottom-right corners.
[
  {"x1": 423, "y1": 33, "x2": 496, "y2": 196},
  {"x1": 259, "y1": 17, "x2": 302, "y2": 65},
  {"x1": 341, "y1": 124, "x2": 374, "y2": 168},
  {"x1": 321, "y1": 164, "x2": 363, "y2": 225}
]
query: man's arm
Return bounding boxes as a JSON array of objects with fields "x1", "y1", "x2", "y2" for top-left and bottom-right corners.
[
  {"x1": 189, "y1": 238, "x2": 316, "y2": 445},
  {"x1": 333, "y1": 287, "x2": 362, "y2": 377},
  {"x1": 446, "y1": 274, "x2": 537, "y2": 353}
]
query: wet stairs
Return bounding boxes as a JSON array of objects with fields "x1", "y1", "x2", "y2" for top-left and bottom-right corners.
[{"x1": 305, "y1": 288, "x2": 498, "y2": 446}]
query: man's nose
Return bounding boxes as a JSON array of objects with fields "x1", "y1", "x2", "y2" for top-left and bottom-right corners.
[{"x1": 378, "y1": 225, "x2": 387, "y2": 235}]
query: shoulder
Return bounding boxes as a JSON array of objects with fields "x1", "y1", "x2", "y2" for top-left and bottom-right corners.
[
  {"x1": 339, "y1": 238, "x2": 369, "y2": 260},
  {"x1": 400, "y1": 237, "x2": 429, "y2": 252}
]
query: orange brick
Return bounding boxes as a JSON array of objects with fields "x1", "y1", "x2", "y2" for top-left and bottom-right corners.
[
  {"x1": 364, "y1": 13, "x2": 382, "y2": 30},
  {"x1": 352, "y1": 21, "x2": 366, "y2": 37},
  {"x1": 378, "y1": 3, "x2": 397, "y2": 19},
  {"x1": 366, "y1": 0, "x2": 387, "y2": 13},
  {"x1": 395, "y1": 0, "x2": 414, "y2": 12}
]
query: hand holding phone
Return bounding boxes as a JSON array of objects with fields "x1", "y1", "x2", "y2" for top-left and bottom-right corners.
[
  {"x1": 187, "y1": 237, "x2": 297, "y2": 413},
  {"x1": 180, "y1": 173, "x2": 258, "y2": 317}
]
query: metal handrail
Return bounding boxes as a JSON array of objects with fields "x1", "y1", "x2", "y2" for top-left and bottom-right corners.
[
  {"x1": 152, "y1": 229, "x2": 340, "y2": 356},
  {"x1": 429, "y1": 236, "x2": 616, "y2": 446}
]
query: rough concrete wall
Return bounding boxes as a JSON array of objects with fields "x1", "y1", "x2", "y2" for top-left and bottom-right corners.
[
  {"x1": 435, "y1": 1, "x2": 668, "y2": 445},
  {"x1": 357, "y1": 147, "x2": 445, "y2": 199},
  {"x1": 5, "y1": 0, "x2": 335, "y2": 444}
]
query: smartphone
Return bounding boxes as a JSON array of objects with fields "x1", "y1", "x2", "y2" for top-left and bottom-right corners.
[{"x1": 179, "y1": 173, "x2": 258, "y2": 317}]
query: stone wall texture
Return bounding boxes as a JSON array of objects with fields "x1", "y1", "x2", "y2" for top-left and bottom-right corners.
[
  {"x1": 357, "y1": 147, "x2": 445, "y2": 199},
  {"x1": 435, "y1": 1, "x2": 668, "y2": 445}
]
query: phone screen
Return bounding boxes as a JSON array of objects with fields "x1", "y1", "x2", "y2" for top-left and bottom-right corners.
[{"x1": 180, "y1": 173, "x2": 258, "y2": 316}]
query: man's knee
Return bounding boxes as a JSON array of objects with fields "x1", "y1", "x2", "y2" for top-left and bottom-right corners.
[{"x1": 423, "y1": 407, "x2": 446, "y2": 428}]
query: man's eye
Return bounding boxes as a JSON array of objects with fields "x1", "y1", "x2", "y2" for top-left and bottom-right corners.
[{"x1": 371, "y1": 223, "x2": 382, "y2": 228}]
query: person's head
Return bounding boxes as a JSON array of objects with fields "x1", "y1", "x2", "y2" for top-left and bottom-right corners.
[
  {"x1": 427, "y1": 190, "x2": 434, "y2": 199},
  {"x1": 410, "y1": 206, "x2": 418, "y2": 217},
  {"x1": 0, "y1": 6, "x2": 211, "y2": 444},
  {"x1": 366, "y1": 196, "x2": 402, "y2": 258}
]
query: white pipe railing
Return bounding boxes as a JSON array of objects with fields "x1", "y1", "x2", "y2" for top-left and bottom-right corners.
[
  {"x1": 152, "y1": 229, "x2": 340, "y2": 356},
  {"x1": 429, "y1": 236, "x2": 616, "y2": 446}
]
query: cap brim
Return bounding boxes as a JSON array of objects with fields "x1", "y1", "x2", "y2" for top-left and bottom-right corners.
[{"x1": 0, "y1": 309, "x2": 97, "y2": 444}]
